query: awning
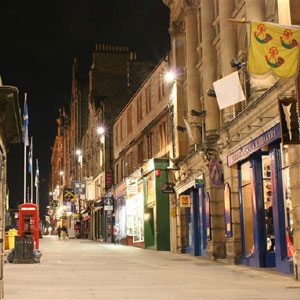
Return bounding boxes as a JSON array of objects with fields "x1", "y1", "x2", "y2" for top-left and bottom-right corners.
[
  {"x1": 83, "y1": 215, "x2": 90, "y2": 221},
  {"x1": 0, "y1": 86, "x2": 22, "y2": 144}
]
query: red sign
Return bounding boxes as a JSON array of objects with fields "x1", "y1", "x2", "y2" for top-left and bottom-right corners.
[{"x1": 105, "y1": 172, "x2": 113, "y2": 187}]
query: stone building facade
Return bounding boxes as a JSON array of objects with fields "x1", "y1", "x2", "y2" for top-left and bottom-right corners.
[
  {"x1": 0, "y1": 85, "x2": 22, "y2": 299},
  {"x1": 163, "y1": 0, "x2": 300, "y2": 277},
  {"x1": 113, "y1": 58, "x2": 173, "y2": 250}
]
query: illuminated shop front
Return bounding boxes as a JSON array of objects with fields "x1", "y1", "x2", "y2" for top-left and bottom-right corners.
[
  {"x1": 142, "y1": 158, "x2": 170, "y2": 251},
  {"x1": 126, "y1": 174, "x2": 144, "y2": 247},
  {"x1": 228, "y1": 124, "x2": 294, "y2": 274},
  {"x1": 114, "y1": 180, "x2": 127, "y2": 244}
]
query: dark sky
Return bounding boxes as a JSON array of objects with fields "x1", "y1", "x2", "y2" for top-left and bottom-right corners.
[{"x1": 1, "y1": 0, "x2": 170, "y2": 219}]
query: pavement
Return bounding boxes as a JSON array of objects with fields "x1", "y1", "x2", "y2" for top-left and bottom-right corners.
[{"x1": 3, "y1": 236, "x2": 300, "y2": 300}]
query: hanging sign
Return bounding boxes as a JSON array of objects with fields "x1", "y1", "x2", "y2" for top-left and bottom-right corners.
[
  {"x1": 180, "y1": 195, "x2": 191, "y2": 208},
  {"x1": 126, "y1": 179, "x2": 138, "y2": 195},
  {"x1": 209, "y1": 159, "x2": 222, "y2": 185},
  {"x1": 75, "y1": 181, "x2": 86, "y2": 195},
  {"x1": 278, "y1": 96, "x2": 300, "y2": 145},
  {"x1": 63, "y1": 188, "x2": 75, "y2": 201},
  {"x1": 162, "y1": 182, "x2": 175, "y2": 193},
  {"x1": 103, "y1": 196, "x2": 113, "y2": 211}
]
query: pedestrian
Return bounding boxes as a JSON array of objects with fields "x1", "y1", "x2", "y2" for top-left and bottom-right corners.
[
  {"x1": 61, "y1": 225, "x2": 68, "y2": 239},
  {"x1": 57, "y1": 226, "x2": 61, "y2": 239},
  {"x1": 113, "y1": 223, "x2": 119, "y2": 244}
]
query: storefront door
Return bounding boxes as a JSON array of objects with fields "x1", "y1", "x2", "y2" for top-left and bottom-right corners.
[{"x1": 239, "y1": 146, "x2": 293, "y2": 273}]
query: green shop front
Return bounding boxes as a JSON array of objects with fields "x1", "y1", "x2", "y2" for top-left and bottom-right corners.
[{"x1": 142, "y1": 158, "x2": 170, "y2": 251}]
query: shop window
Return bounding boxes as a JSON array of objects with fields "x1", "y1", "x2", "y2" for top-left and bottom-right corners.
[
  {"x1": 262, "y1": 155, "x2": 275, "y2": 252},
  {"x1": 240, "y1": 161, "x2": 254, "y2": 256},
  {"x1": 224, "y1": 183, "x2": 232, "y2": 238},
  {"x1": 281, "y1": 145, "x2": 295, "y2": 257}
]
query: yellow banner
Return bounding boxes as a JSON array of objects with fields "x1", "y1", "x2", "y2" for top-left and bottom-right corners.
[{"x1": 249, "y1": 21, "x2": 300, "y2": 78}]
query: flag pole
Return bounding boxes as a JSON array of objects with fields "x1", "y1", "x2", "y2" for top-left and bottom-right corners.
[
  {"x1": 31, "y1": 137, "x2": 33, "y2": 204},
  {"x1": 23, "y1": 93, "x2": 27, "y2": 204},
  {"x1": 35, "y1": 159, "x2": 39, "y2": 207}
]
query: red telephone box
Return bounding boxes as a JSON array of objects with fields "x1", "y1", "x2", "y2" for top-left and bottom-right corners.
[{"x1": 19, "y1": 203, "x2": 39, "y2": 249}]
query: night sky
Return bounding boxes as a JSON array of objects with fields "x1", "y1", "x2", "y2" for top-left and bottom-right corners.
[{"x1": 0, "y1": 0, "x2": 170, "y2": 219}]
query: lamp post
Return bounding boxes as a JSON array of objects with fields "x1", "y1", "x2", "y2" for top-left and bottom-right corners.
[{"x1": 76, "y1": 149, "x2": 83, "y2": 238}]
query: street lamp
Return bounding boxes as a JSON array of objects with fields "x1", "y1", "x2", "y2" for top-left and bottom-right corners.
[
  {"x1": 97, "y1": 126, "x2": 105, "y2": 135},
  {"x1": 164, "y1": 70, "x2": 176, "y2": 83}
]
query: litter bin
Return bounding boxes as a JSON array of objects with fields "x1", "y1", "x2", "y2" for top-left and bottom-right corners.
[{"x1": 7, "y1": 229, "x2": 18, "y2": 250}]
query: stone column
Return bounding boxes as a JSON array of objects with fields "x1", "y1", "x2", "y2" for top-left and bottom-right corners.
[
  {"x1": 169, "y1": 21, "x2": 189, "y2": 159},
  {"x1": 201, "y1": 0, "x2": 219, "y2": 140},
  {"x1": 219, "y1": 0, "x2": 239, "y2": 124},
  {"x1": 184, "y1": 1, "x2": 201, "y2": 146}
]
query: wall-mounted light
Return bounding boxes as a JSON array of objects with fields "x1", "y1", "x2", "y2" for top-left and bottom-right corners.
[
  {"x1": 206, "y1": 89, "x2": 216, "y2": 98},
  {"x1": 76, "y1": 149, "x2": 82, "y2": 156},
  {"x1": 59, "y1": 171, "x2": 64, "y2": 176},
  {"x1": 97, "y1": 126, "x2": 105, "y2": 135},
  {"x1": 230, "y1": 58, "x2": 246, "y2": 70},
  {"x1": 191, "y1": 109, "x2": 206, "y2": 117},
  {"x1": 176, "y1": 125, "x2": 186, "y2": 132},
  {"x1": 164, "y1": 71, "x2": 176, "y2": 83}
]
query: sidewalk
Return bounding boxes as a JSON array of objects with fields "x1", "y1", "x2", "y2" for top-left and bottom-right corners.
[{"x1": 4, "y1": 236, "x2": 300, "y2": 300}]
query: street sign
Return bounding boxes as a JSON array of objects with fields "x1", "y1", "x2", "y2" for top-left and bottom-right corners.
[
  {"x1": 63, "y1": 188, "x2": 75, "y2": 201},
  {"x1": 75, "y1": 181, "x2": 86, "y2": 195},
  {"x1": 103, "y1": 196, "x2": 113, "y2": 211},
  {"x1": 162, "y1": 182, "x2": 175, "y2": 193}
]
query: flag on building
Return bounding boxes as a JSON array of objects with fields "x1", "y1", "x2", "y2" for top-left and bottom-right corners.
[
  {"x1": 183, "y1": 118, "x2": 196, "y2": 143},
  {"x1": 35, "y1": 159, "x2": 39, "y2": 187},
  {"x1": 23, "y1": 97, "x2": 29, "y2": 146},
  {"x1": 213, "y1": 71, "x2": 245, "y2": 110},
  {"x1": 249, "y1": 21, "x2": 300, "y2": 78},
  {"x1": 28, "y1": 139, "x2": 33, "y2": 173}
]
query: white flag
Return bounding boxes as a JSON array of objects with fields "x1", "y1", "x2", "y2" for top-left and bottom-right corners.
[
  {"x1": 213, "y1": 71, "x2": 245, "y2": 110},
  {"x1": 183, "y1": 118, "x2": 196, "y2": 143}
]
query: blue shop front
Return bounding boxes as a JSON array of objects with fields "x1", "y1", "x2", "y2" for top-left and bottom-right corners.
[
  {"x1": 177, "y1": 178, "x2": 208, "y2": 257},
  {"x1": 227, "y1": 123, "x2": 295, "y2": 274}
]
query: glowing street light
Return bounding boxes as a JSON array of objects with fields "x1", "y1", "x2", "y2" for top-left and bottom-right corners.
[
  {"x1": 97, "y1": 126, "x2": 105, "y2": 135},
  {"x1": 59, "y1": 170, "x2": 64, "y2": 176},
  {"x1": 164, "y1": 71, "x2": 175, "y2": 83},
  {"x1": 76, "y1": 149, "x2": 82, "y2": 156}
]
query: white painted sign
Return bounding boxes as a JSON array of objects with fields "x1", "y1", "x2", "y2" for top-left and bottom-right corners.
[{"x1": 126, "y1": 179, "x2": 138, "y2": 195}]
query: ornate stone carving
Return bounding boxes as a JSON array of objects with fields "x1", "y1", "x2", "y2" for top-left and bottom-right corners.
[
  {"x1": 169, "y1": 21, "x2": 185, "y2": 35},
  {"x1": 183, "y1": 0, "x2": 200, "y2": 14}
]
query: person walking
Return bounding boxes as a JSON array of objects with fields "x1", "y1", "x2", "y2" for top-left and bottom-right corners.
[
  {"x1": 57, "y1": 226, "x2": 61, "y2": 239},
  {"x1": 61, "y1": 225, "x2": 68, "y2": 239}
]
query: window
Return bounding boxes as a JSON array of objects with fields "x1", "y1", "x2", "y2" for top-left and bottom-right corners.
[
  {"x1": 159, "y1": 120, "x2": 167, "y2": 156},
  {"x1": 158, "y1": 71, "x2": 165, "y2": 101},
  {"x1": 145, "y1": 85, "x2": 151, "y2": 114},
  {"x1": 120, "y1": 119, "x2": 123, "y2": 141},
  {"x1": 121, "y1": 159, "x2": 125, "y2": 179},
  {"x1": 137, "y1": 96, "x2": 143, "y2": 123},
  {"x1": 115, "y1": 124, "x2": 119, "y2": 146},
  {"x1": 127, "y1": 106, "x2": 132, "y2": 134},
  {"x1": 115, "y1": 163, "x2": 119, "y2": 183},
  {"x1": 147, "y1": 133, "x2": 153, "y2": 159},
  {"x1": 138, "y1": 141, "x2": 144, "y2": 165},
  {"x1": 127, "y1": 152, "x2": 134, "y2": 175}
]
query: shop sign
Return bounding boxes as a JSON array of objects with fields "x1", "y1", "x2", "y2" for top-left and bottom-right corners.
[
  {"x1": 195, "y1": 178, "x2": 205, "y2": 185},
  {"x1": 105, "y1": 172, "x2": 113, "y2": 187},
  {"x1": 162, "y1": 182, "x2": 175, "y2": 193},
  {"x1": 141, "y1": 159, "x2": 154, "y2": 175},
  {"x1": 224, "y1": 183, "x2": 232, "y2": 238},
  {"x1": 63, "y1": 201, "x2": 72, "y2": 212},
  {"x1": 209, "y1": 159, "x2": 222, "y2": 185},
  {"x1": 63, "y1": 188, "x2": 75, "y2": 201},
  {"x1": 75, "y1": 181, "x2": 86, "y2": 195},
  {"x1": 126, "y1": 179, "x2": 138, "y2": 195},
  {"x1": 227, "y1": 124, "x2": 281, "y2": 167},
  {"x1": 278, "y1": 97, "x2": 300, "y2": 145},
  {"x1": 115, "y1": 180, "x2": 126, "y2": 197},
  {"x1": 104, "y1": 196, "x2": 113, "y2": 211},
  {"x1": 180, "y1": 195, "x2": 191, "y2": 208}
]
